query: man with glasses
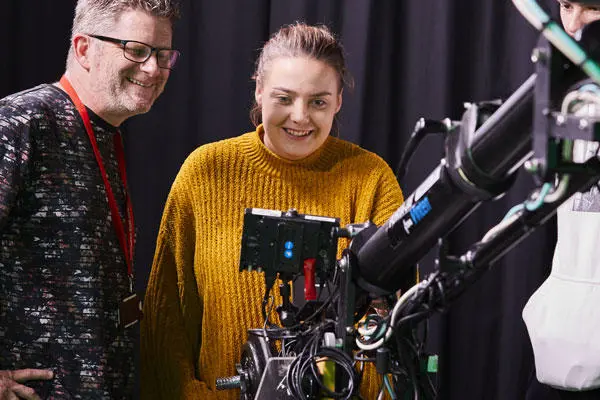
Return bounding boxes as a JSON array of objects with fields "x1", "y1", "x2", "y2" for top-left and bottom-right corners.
[{"x1": 0, "y1": 0, "x2": 180, "y2": 398}]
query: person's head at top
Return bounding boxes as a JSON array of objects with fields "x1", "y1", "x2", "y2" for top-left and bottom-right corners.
[
  {"x1": 251, "y1": 22, "x2": 353, "y2": 161},
  {"x1": 557, "y1": 0, "x2": 600, "y2": 36},
  {"x1": 63, "y1": 0, "x2": 181, "y2": 127}
]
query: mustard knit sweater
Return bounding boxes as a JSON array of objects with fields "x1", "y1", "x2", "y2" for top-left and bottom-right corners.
[{"x1": 141, "y1": 126, "x2": 403, "y2": 399}]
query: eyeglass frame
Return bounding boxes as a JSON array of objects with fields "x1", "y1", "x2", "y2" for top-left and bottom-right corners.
[{"x1": 87, "y1": 34, "x2": 181, "y2": 70}]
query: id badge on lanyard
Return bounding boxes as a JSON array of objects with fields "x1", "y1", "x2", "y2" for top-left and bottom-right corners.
[{"x1": 60, "y1": 75, "x2": 143, "y2": 329}]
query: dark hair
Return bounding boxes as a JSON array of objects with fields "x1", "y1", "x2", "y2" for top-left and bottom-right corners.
[{"x1": 250, "y1": 22, "x2": 354, "y2": 127}]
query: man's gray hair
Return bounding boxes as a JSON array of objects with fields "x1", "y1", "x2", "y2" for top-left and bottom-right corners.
[{"x1": 66, "y1": 0, "x2": 180, "y2": 69}]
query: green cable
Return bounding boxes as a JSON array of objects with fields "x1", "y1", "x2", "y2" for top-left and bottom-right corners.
[{"x1": 384, "y1": 375, "x2": 397, "y2": 400}]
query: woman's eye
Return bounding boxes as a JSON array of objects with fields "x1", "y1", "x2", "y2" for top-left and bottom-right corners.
[
  {"x1": 312, "y1": 99, "x2": 326, "y2": 107},
  {"x1": 276, "y1": 96, "x2": 291, "y2": 104}
]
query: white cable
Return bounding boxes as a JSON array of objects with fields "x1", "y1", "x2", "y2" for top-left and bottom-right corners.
[
  {"x1": 562, "y1": 92, "x2": 600, "y2": 114},
  {"x1": 482, "y1": 211, "x2": 522, "y2": 243},
  {"x1": 357, "y1": 323, "x2": 378, "y2": 337},
  {"x1": 355, "y1": 334, "x2": 389, "y2": 351},
  {"x1": 483, "y1": 176, "x2": 569, "y2": 242},
  {"x1": 355, "y1": 280, "x2": 429, "y2": 351},
  {"x1": 544, "y1": 175, "x2": 570, "y2": 203},
  {"x1": 390, "y1": 281, "x2": 428, "y2": 328},
  {"x1": 356, "y1": 318, "x2": 394, "y2": 351}
]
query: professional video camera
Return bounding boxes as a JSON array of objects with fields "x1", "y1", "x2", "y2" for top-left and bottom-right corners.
[{"x1": 216, "y1": 1, "x2": 600, "y2": 398}]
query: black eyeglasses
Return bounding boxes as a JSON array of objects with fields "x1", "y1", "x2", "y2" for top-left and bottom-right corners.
[{"x1": 88, "y1": 34, "x2": 181, "y2": 70}]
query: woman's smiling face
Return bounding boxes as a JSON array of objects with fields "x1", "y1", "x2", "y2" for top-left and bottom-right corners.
[{"x1": 255, "y1": 56, "x2": 342, "y2": 161}]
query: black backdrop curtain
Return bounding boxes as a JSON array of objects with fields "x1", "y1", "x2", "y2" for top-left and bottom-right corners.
[{"x1": 1, "y1": 1, "x2": 569, "y2": 399}]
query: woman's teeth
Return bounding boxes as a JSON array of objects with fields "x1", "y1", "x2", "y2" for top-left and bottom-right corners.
[{"x1": 284, "y1": 128, "x2": 312, "y2": 137}]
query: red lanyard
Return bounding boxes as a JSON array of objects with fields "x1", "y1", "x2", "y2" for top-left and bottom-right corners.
[{"x1": 59, "y1": 76, "x2": 135, "y2": 285}]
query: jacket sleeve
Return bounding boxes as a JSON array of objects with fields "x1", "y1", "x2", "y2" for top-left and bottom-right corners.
[
  {"x1": 141, "y1": 160, "x2": 215, "y2": 399},
  {"x1": 0, "y1": 103, "x2": 32, "y2": 230}
]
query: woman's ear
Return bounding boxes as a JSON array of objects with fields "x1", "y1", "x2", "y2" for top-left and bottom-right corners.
[
  {"x1": 335, "y1": 88, "x2": 343, "y2": 114},
  {"x1": 255, "y1": 82, "x2": 263, "y2": 107}
]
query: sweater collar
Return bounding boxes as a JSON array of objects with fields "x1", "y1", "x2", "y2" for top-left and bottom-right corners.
[{"x1": 243, "y1": 124, "x2": 340, "y2": 178}]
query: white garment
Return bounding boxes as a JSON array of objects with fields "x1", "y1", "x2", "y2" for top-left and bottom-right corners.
[{"x1": 523, "y1": 140, "x2": 600, "y2": 390}]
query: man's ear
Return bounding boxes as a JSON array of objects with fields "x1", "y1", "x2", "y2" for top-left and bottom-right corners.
[{"x1": 72, "y1": 34, "x2": 92, "y2": 70}]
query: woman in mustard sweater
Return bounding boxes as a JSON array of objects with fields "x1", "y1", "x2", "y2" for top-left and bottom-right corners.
[{"x1": 141, "y1": 23, "x2": 404, "y2": 399}]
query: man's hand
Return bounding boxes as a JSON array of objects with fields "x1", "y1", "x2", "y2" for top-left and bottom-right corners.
[{"x1": 0, "y1": 369, "x2": 54, "y2": 400}]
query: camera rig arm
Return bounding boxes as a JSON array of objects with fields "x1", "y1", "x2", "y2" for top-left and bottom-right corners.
[{"x1": 216, "y1": 11, "x2": 600, "y2": 400}]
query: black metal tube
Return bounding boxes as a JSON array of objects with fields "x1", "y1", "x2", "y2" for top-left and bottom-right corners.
[
  {"x1": 356, "y1": 76, "x2": 536, "y2": 293},
  {"x1": 465, "y1": 74, "x2": 536, "y2": 179}
]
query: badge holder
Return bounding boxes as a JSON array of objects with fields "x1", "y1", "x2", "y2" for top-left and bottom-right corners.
[{"x1": 118, "y1": 276, "x2": 143, "y2": 329}]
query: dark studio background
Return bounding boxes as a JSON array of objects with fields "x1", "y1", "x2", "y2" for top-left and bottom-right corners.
[{"x1": 1, "y1": 1, "x2": 578, "y2": 399}]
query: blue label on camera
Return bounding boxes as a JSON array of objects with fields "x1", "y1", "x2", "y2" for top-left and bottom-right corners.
[{"x1": 410, "y1": 197, "x2": 432, "y2": 224}]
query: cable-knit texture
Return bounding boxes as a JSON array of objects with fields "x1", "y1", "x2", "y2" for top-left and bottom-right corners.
[{"x1": 141, "y1": 126, "x2": 403, "y2": 399}]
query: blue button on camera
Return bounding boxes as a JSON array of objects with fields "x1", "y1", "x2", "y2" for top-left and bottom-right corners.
[
  {"x1": 284, "y1": 241, "x2": 294, "y2": 250},
  {"x1": 284, "y1": 250, "x2": 293, "y2": 259}
]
